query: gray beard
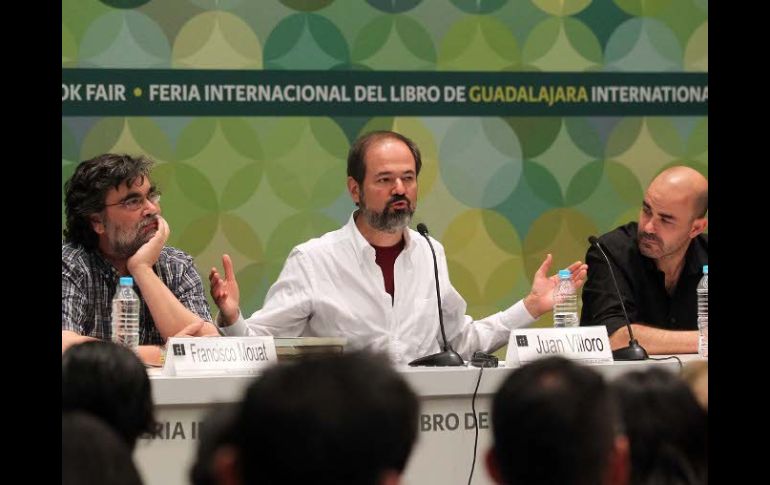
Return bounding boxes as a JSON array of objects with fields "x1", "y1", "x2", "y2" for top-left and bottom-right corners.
[
  {"x1": 111, "y1": 235, "x2": 149, "y2": 259},
  {"x1": 106, "y1": 218, "x2": 156, "y2": 258},
  {"x1": 360, "y1": 206, "x2": 413, "y2": 233}
]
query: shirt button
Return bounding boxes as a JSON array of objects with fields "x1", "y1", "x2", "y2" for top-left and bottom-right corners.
[{"x1": 670, "y1": 317, "x2": 676, "y2": 324}]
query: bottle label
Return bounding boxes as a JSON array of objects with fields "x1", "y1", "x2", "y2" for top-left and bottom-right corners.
[{"x1": 112, "y1": 297, "x2": 140, "y2": 349}]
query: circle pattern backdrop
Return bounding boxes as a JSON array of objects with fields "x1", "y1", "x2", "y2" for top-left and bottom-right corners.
[{"x1": 63, "y1": 0, "x2": 708, "y2": 329}]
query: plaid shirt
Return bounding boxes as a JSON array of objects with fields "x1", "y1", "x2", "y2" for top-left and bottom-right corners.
[{"x1": 62, "y1": 242, "x2": 212, "y2": 345}]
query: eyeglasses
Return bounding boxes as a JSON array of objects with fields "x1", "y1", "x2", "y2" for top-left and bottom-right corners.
[{"x1": 104, "y1": 190, "x2": 161, "y2": 211}]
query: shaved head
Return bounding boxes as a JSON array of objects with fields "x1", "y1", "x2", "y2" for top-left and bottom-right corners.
[
  {"x1": 649, "y1": 166, "x2": 708, "y2": 220},
  {"x1": 637, "y1": 166, "x2": 708, "y2": 261}
]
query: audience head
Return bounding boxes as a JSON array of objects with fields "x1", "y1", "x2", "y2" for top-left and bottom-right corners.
[
  {"x1": 612, "y1": 368, "x2": 708, "y2": 485},
  {"x1": 489, "y1": 356, "x2": 629, "y2": 485},
  {"x1": 62, "y1": 411, "x2": 143, "y2": 485},
  {"x1": 62, "y1": 340, "x2": 155, "y2": 450},
  {"x1": 189, "y1": 404, "x2": 237, "y2": 485},
  {"x1": 219, "y1": 351, "x2": 419, "y2": 485}
]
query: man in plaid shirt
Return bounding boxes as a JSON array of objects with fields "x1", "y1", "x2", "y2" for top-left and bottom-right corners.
[{"x1": 62, "y1": 154, "x2": 218, "y2": 365}]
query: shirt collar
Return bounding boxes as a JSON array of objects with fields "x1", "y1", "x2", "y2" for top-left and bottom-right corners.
[
  {"x1": 683, "y1": 234, "x2": 708, "y2": 275},
  {"x1": 91, "y1": 246, "x2": 162, "y2": 281},
  {"x1": 92, "y1": 249, "x2": 120, "y2": 280}
]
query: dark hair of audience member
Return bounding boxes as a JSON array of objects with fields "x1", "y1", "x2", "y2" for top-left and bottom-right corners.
[
  {"x1": 189, "y1": 404, "x2": 237, "y2": 485},
  {"x1": 491, "y1": 356, "x2": 622, "y2": 485},
  {"x1": 612, "y1": 368, "x2": 708, "y2": 485},
  {"x1": 63, "y1": 411, "x2": 144, "y2": 485},
  {"x1": 231, "y1": 351, "x2": 419, "y2": 485},
  {"x1": 62, "y1": 341, "x2": 156, "y2": 450}
]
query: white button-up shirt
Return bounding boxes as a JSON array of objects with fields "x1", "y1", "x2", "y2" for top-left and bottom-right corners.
[{"x1": 220, "y1": 212, "x2": 535, "y2": 364}]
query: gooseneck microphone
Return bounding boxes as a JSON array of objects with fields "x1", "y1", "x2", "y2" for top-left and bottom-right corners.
[
  {"x1": 588, "y1": 236, "x2": 648, "y2": 361},
  {"x1": 408, "y1": 223, "x2": 464, "y2": 367}
]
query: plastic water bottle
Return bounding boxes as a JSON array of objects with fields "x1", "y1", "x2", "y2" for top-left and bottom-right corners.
[
  {"x1": 112, "y1": 276, "x2": 140, "y2": 350},
  {"x1": 697, "y1": 265, "x2": 708, "y2": 358},
  {"x1": 553, "y1": 269, "x2": 579, "y2": 327}
]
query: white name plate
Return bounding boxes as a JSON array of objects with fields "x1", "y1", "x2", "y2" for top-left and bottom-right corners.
[
  {"x1": 505, "y1": 327, "x2": 613, "y2": 367},
  {"x1": 162, "y1": 337, "x2": 277, "y2": 377}
]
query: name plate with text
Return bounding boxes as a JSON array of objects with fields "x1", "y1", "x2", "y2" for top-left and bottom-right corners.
[
  {"x1": 505, "y1": 327, "x2": 613, "y2": 367},
  {"x1": 162, "y1": 337, "x2": 277, "y2": 377}
]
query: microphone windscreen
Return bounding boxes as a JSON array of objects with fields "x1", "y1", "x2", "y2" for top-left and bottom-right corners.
[{"x1": 416, "y1": 223, "x2": 429, "y2": 236}]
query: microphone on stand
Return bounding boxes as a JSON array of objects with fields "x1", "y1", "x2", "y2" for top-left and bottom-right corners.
[
  {"x1": 587, "y1": 236, "x2": 648, "y2": 361},
  {"x1": 408, "y1": 223, "x2": 464, "y2": 367}
]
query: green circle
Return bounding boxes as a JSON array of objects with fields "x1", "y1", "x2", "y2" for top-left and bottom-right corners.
[
  {"x1": 366, "y1": 0, "x2": 422, "y2": 13},
  {"x1": 99, "y1": 0, "x2": 151, "y2": 8},
  {"x1": 440, "y1": 118, "x2": 522, "y2": 208},
  {"x1": 280, "y1": 0, "x2": 335, "y2": 11},
  {"x1": 264, "y1": 13, "x2": 350, "y2": 69},
  {"x1": 263, "y1": 118, "x2": 348, "y2": 210}
]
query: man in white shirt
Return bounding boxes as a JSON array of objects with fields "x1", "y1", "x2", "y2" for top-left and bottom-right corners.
[{"x1": 210, "y1": 131, "x2": 588, "y2": 364}]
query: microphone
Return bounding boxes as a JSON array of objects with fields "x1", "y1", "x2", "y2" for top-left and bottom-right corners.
[
  {"x1": 587, "y1": 236, "x2": 648, "y2": 361},
  {"x1": 408, "y1": 223, "x2": 464, "y2": 367}
]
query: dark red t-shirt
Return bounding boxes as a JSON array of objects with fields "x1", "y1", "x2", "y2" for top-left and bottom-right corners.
[{"x1": 372, "y1": 238, "x2": 406, "y2": 302}]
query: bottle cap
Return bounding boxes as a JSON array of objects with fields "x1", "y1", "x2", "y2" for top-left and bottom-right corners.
[
  {"x1": 119, "y1": 276, "x2": 134, "y2": 286},
  {"x1": 702, "y1": 265, "x2": 708, "y2": 274},
  {"x1": 558, "y1": 269, "x2": 571, "y2": 279}
]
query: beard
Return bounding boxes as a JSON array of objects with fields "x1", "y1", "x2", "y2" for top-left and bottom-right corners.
[
  {"x1": 105, "y1": 216, "x2": 158, "y2": 258},
  {"x1": 360, "y1": 193, "x2": 414, "y2": 233},
  {"x1": 637, "y1": 230, "x2": 689, "y2": 259}
]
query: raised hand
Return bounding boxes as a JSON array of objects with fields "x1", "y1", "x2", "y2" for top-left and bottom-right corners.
[
  {"x1": 127, "y1": 216, "x2": 169, "y2": 273},
  {"x1": 523, "y1": 254, "x2": 588, "y2": 318},
  {"x1": 209, "y1": 254, "x2": 241, "y2": 325}
]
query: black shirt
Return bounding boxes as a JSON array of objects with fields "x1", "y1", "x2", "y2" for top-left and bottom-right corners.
[{"x1": 580, "y1": 222, "x2": 708, "y2": 336}]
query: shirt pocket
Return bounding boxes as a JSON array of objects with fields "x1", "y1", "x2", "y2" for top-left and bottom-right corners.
[{"x1": 412, "y1": 296, "x2": 441, "y2": 354}]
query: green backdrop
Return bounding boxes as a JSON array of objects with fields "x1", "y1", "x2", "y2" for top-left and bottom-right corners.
[{"x1": 62, "y1": 0, "x2": 708, "y2": 336}]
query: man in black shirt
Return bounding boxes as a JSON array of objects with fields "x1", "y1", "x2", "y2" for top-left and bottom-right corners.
[{"x1": 580, "y1": 166, "x2": 708, "y2": 354}]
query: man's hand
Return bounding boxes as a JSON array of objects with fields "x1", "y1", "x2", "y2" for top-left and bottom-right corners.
[
  {"x1": 127, "y1": 216, "x2": 169, "y2": 273},
  {"x1": 209, "y1": 254, "x2": 241, "y2": 326},
  {"x1": 523, "y1": 254, "x2": 588, "y2": 318}
]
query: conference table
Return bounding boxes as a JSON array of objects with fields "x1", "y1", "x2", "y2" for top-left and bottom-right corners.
[{"x1": 134, "y1": 354, "x2": 702, "y2": 485}]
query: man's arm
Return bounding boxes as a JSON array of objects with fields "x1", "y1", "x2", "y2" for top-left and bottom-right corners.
[
  {"x1": 65, "y1": 321, "x2": 211, "y2": 367},
  {"x1": 62, "y1": 330, "x2": 165, "y2": 366},
  {"x1": 445, "y1": 253, "x2": 588, "y2": 358},
  {"x1": 62, "y1": 330, "x2": 96, "y2": 353},
  {"x1": 214, "y1": 250, "x2": 313, "y2": 337},
  {"x1": 609, "y1": 325, "x2": 698, "y2": 354},
  {"x1": 128, "y1": 217, "x2": 218, "y2": 339},
  {"x1": 580, "y1": 243, "x2": 638, "y2": 336},
  {"x1": 136, "y1": 320, "x2": 212, "y2": 366},
  {"x1": 62, "y1": 260, "x2": 101, "y2": 350},
  {"x1": 581, "y1": 238, "x2": 698, "y2": 354}
]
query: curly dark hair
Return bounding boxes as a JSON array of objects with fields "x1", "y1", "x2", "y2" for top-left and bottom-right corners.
[{"x1": 63, "y1": 154, "x2": 154, "y2": 249}]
